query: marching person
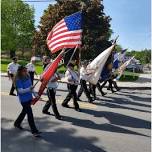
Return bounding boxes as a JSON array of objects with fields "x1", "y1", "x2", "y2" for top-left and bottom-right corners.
[
  {"x1": 107, "y1": 73, "x2": 120, "y2": 92},
  {"x1": 96, "y1": 79, "x2": 107, "y2": 97},
  {"x1": 89, "y1": 81, "x2": 107, "y2": 101},
  {"x1": 14, "y1": 66, "x2": 40, "y2": 137},
  {"x1": 77, "y1": 61, "x2": 93, "y2": 103},
  {"x1": 62, "y1": 63, "x2": 80, "y2": 111},
  {"x1": 105, "y1": 51, "x2": 120, "y2": 91},
  {"x1": 7, "y1": 57, "x2": 20, "y2": 96},
  {"x1": 89, "y1": 83, "x2": 97, "y2": 101},
  {"x1": 100, "y1": 63, "x2": 116, "y2": 93},
  {"x1": 42, "y1": 62, "x2": 62, "y2": 120},
  {"x1": 42, "y1": 56, "x2": 51, "y2": 70},
  {"x1": 26, "y1": 57, "x2": 37, "y2": 85}
]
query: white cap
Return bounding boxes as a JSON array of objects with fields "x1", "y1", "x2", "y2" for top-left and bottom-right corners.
[{"x1": 31, "y1": 56, "x2": 36, "y2": 61}]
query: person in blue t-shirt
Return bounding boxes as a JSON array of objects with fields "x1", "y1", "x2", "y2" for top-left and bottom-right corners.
[{"x1": 14, "y1": 66, "x2": 41, "y2": 137}]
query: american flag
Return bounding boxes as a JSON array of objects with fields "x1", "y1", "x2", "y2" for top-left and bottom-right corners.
[{"x1": 47, "y1": 11, "x2": 82, "y2": 54}]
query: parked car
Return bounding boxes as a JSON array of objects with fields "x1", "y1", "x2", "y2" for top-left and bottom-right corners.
[{"x1": 126, "y1": 63, "x2": 143, "y2": 73}]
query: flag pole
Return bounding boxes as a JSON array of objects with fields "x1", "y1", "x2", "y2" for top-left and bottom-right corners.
[
  {"x1": 78, "y1": 47, "x2": 81, "y2": 72},
  {"x1": 67, "y1": 45, "x2": 78, "y2": 67},
  {"x1": 113, "y1": 35, "x2": 119, "y2": 44},
  {"x1": 33, "y1": 48, "x2": 66, "y2": 89},
  {"x1": 33, "y1": 79, "x2": 40, "y2": 88}
]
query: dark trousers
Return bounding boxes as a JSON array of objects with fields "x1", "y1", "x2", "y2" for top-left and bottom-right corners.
[
  {"x1": 89, "y1": 83, "x2": 96, "y2": 99},
  {"x1": 77, "y1": 79, "x2": 92, "y2": 101},
  {"x1": 96, "y1": 82, "x2": 105, "y2": 96},
  {"x1": 10, "y1": 74, "x2": 15, "y2": 94},
  {"x1": 101, "y1": 79, "x2": 114, "y2": 92},
  {"x1": 14, "y1": 101, "x2": 38, "y2": 134},
  {"x1": 111, "y1": 80, "x2": 119, "y2": 90},
  {"x1": 43, "y1": 88, "x2": 60, "y2": 117},
  {"x1": 62, "y1": 84, "x2": 79, "y2": 109},
  {"x1": 29, "y1": 72, "x2": 34, "y2": 85}
]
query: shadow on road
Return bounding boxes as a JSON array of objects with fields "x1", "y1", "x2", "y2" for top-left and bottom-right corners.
[
  {"x1": 42, "y1": 128, "x2": 106, "y2": 152},
  {"x1": 2, "y1": 117, "x2": 106, "y2": 152},
  {"x1": 115, "y1": 92, "x2": 151, "y2": 103},
  {"x1": 95, "y1": 101, "x2": 150, "y2": 113},
  {"x1": 63, "y1": 114, "x2": 150, "y2": 138},
  {"x1": 82, "y1": 109, "x2": 151, "y2": 129},
  {"x1": 94, "y1": 89, "x2": 151, "y2": 113}
]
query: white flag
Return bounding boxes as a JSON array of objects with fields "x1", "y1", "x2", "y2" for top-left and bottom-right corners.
[
  {"x1": 86, "y1": 44, "x2": 115, "y2": 85},
  {"x1": 115, "y1": 56, "x2": 135, "y2": 80}
]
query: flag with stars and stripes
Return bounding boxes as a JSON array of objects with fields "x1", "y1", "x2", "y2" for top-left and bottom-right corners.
[{"x1": 47, "y1": 11, "x2": 83, "y2": 54}]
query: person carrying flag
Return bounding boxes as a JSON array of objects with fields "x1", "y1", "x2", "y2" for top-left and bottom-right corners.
[
  {"x1": 14, "y1": 66, "x2": 40, "y2": 137},
  {"x1": 62, "y1": 63, "x2": 80, "y2": 111},
  {"x1": 42, "y1": 56, "x2": 51, "y2": 70},
  {"x1": 32, "y1": 12, "x2": 83, "y2": 105},
  {"x1": 100, "y1": 62, "x2": 121, "y2": 93},
  {"x1": 106, "y1": 51, "x2": 120, "y2": 91},
  {"x1": 77, "y1": 60, "x2": 93, "y2": 103},
  {"x1": 42, "y1": 61, "x2": 62, "y2": 120}
]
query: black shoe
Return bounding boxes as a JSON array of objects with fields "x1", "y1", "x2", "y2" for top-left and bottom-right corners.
[
  {"x1": 102, "y1": 92, "x2": 107, "y2": 96},
  {"x1": 116, "y1": 88, "x2": 121, "y2": 91},
  {"x1": 42, "y1": 111, "x2": 51, "y2": 115},
  {"x1": 88, "y1": 99, "x2": 93, "y2": 103},
  {"x1": 95, "y1": 97, "x2": 100, "y2": 100},
  {"x1": 33, "y1": 133, "x2": 41, "y2": 138},
  {"x1": 88, "y1": 97, "x2": 94, "y2": 102},
  {"x1": 14, "y1": 124, "x2": 23, "y2": 130},
  {"x1": 75, "y1": 108, "x2": 81, "y2": 112},
  {"x1": 112, "y1": 90, "x2": 117, "y2": 93},
  {"x1": 77, "y1": 98, "x2": 82, "y2": 101},
  {"x1": 62, "y1": 104, "x2": 70, "y2": 108},
  {"x1": 9, "y1": 93, "x2": 16, "y2": 96},
  {"x1": 55, "y1": 115, "x2": 63, "y2": 120},
  {"x1": 36, "y1": 131, "x2": 42, "y2": 134}
]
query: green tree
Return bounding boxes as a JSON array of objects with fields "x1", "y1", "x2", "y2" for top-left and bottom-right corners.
[
  {"x1": 1, "y1": 0, "x2": 35, "y2": 58},
  {"x1": 126, "y1": 49, "x2": 151, "y2": 64},
  {"x1": 33, "y1": 0, "x2": 112, "y2": 60}
]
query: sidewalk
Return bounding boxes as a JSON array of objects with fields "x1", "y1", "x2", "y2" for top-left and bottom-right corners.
[{"x1": 1, "y1": 72, "x2": 151, "y2": 90}]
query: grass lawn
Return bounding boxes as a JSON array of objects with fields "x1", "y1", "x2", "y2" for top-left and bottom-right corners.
[
  {"x1": 117, "y1": 70, "x2": 139, "y2": 81},
  {"x1": 1, "y1": 58, "x2": 139, "y2": 81},
  {"x1": 1, "y1": 58, "x2": 65, "y2": 75}
]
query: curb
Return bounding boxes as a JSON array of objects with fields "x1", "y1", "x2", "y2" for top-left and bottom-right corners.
[{"x1": 1, "y1": 74, "x2": 150, "y2": 90}]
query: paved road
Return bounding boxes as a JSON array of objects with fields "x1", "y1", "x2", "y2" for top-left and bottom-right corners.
[{"x1": 1, "y1": 77, "x2": 151, "y2": 152}]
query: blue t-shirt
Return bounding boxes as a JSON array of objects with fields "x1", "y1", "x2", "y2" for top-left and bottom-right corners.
[{"x1": 16, "y1": 77, "x2": 33, "y2": 103}]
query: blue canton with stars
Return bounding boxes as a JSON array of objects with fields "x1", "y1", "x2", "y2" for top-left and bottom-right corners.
[{"x1": 64, "y1": 11, "x2": 82, "y2": 31}]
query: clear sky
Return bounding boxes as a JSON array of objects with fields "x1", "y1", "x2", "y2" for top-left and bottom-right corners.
[{"x1": 25, "y1": 0, "x2": 151, "y2": 51}]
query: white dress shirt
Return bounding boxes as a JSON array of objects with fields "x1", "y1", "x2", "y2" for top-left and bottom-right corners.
[
  {"x1": 7, "y1": 62, "x2": 20, "y2": 74},
  {"x1": 80, "y1": 67, "x2": 90, "y2": 81},
  {"x1": 26, "y1": 63, "x2": 35, "y2": 72},
  {"x1": 43, "y1": 64, "x2": 58, "y2": 89},
  {"x1": 65, "y1": 68, "x2": 79, "y2": 85},
  {"x1": 47, "y1": 73, "x2": 58, "y2": 89}
]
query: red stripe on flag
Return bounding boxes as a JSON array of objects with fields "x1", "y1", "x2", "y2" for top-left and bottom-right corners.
[
  {"x1": 51, "y1": 44, "x2": 81, "y2": 54},
  {"x1": 49, "y1": 39, "x2": 81, "y2": 49},
  {"x1": 47, "y1": 33, "x2": 81, "y2": 45},
  {"x1": 47, "y1": 16, "x2": 82, "y2": 53}
]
